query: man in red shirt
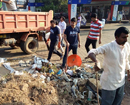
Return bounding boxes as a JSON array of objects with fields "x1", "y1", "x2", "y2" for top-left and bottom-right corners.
[{"x1": 85, "y1": 13, "x2": 102, "y2": 58}]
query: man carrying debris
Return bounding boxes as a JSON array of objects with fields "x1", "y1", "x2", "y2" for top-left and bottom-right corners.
[
  {"x1": 47, "y1": 20, "x2": 63, "y2": 62},
  {"x1": 0, "y1": 0, "x2": 17, "y2": 11},
  {"x1": 88, "y1": 27, "x2": 130, "y2": 105},
  {"x1": 62, "y1": 18, "x2": 81, "y2": 68}
]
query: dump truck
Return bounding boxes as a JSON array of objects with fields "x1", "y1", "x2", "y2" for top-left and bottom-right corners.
[{"x1": 0, "y1": 10, "x2": 53, "y2": 54}]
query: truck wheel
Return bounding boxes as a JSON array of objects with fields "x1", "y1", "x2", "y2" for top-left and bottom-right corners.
[{"x1": 20, "y1": 37, "x2": 38, "y2": 54}]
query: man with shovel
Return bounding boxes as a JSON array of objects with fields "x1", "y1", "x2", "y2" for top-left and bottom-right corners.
[
  {"x1": 61, "y1": 17, "x2": 81, "y2": 68},
  {"x1": 88, "y1": 27, "x2": 130, "y2": 105}
]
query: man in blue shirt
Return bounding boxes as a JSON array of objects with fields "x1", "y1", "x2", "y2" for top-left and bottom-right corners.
[
  {"x1": 47, "y1": 20, "x2": 62, "y2": 62},
  {"x1": 62, "y1": 18, "x2": 81, "y2": 68}
]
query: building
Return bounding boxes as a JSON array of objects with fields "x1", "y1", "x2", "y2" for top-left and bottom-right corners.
[{"x1": 81, "y1": 0, "x2": 130, "y2": 21}]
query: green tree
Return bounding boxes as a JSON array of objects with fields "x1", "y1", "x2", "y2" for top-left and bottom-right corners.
[{"x1": 35, "y1": 0, "x2": 68, "y2": 13}]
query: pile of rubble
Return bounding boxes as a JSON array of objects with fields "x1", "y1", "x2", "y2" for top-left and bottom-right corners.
[{"x1": 0, "y1": 56, "x2": 102, "y2": 105}]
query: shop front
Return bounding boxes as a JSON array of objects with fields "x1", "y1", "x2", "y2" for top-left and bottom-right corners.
[
  {"x1": 80, "y1": 0, "x2": 113, "y2": 22},
  {"x1": 80, "y1": 0, "x2": 130, "y2": 21},
  {"x1": 68, "y1": 0, "x2": 130, "y2": 26},
  {"x1": 111, "y1": 1, "x2": 130, "y2": 21}
]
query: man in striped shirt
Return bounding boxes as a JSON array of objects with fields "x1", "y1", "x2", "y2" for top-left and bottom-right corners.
[{"x1": 85, "y1": 13, "x2": 102, "y2": 56}]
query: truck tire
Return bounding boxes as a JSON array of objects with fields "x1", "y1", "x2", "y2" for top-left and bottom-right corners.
[{"x1": 20, "y1": 37, "x2": 38, "y2": 54}]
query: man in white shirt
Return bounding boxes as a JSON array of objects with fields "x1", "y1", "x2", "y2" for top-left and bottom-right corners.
[
  {"x1": 88, "y1": 27, "x2": 130, "y2": 105},
  {"x1": 59, "y1": 16, "x2": 66, "y2": 47},
  {"x1": 0, "y1": 0, "x2": 17, "y2": 11},
  {"x1": 77, "y1": 13, "x2": 81, "y2": 28}
]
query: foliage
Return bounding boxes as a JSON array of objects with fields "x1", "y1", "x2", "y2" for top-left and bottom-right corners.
[{"x1": 35, "y1": 0, "x2": 68, "y2": 13}]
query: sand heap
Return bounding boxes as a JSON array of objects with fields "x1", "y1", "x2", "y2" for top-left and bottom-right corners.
[{"x1": 0, "y1": 73, "x2": 59, "y2": 105}]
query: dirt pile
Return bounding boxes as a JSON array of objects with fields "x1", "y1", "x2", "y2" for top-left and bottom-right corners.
[{"x1": 0, "y1": 73, "x2": 59, "y2": 105}]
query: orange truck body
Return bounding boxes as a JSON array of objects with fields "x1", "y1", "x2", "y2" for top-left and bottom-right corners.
[{"x1": 0, "y1": 10, "x2": 53, "y2": 34}]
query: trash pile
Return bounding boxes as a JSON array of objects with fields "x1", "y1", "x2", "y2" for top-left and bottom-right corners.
[{"x1": 0, "y1": 56, "x2": 102, "y2": 105}]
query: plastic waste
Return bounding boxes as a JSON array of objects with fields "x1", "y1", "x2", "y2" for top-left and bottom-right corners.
[
  {"x1": 36, "y1": 64, "x2": 42, "y2": 70},
  {"x1": 0, "y1": 58, "x2": 7, "y2": 63},
  {"x1": 73, "y1": 79, "x2": 78, "y2": 86},
  {"x1": 88, "y1": 91, "x2": 93, "y2": 101},
  {"x1": 32, "y1": 74, "x2": 38, "y2": 78},
  {"x1": 57, "y1": 69, "x2": 62, "y2": 75},
  {"x1": 28, "y1": 70, "x2": 35, "y2": 74},
  {"x1": 34, "y1": 56, "x2": 42, "y2": 65},
  {"x1": 25, "y1": 60, "x2": 32, "y2": 66},
  {"x1": 3, "y1": 63, "x2": 16, "y2": 73},
  {"x1": 42, "y1": 80, "x2": 45, "y2": 84},
  {"x1": 66, "y1": 70, "x2": 73, "y2": 76},
  {"x1": 86, "y1": 72, "x2": 92, "y2": 78},
  {"x1": 49, "y1": 69, "x2": 54, "y2": 76},
  {"x1": 41, "y1": 59, "x2": 49, "y2": 63},
  {"x1": 40, "y1": 75, "x2": 46, "y2": 80},
  {"x1": 47, "y1": 77, "x2": 50, "y2": 82},
  {"x1": 79, "y1": 73, "x2": 84, "y2": 79},
  {"x1": 84, "y1": 64, "x2": 93, "y2": 70},
  {"x1": 19, "y1": 60, "x2": 27, "y2": 67},
  {"x1": 62, "y1": 72, "x2": 71, "y2": 82},
  {"x1": 32, "y1": 64, "x2": 37, "y2": 70},
  {"x1": 71, "y1": 85, "x2": 77, "y2": 98},
  {"x1": 83, "y1": 91, "x2": 87, "y2": 96},
  {"x1": 14, "y1": 71, "x2": 23, "y2": 75},
  {"x1": 77, "y1": 91, "x2": 84, "y2": 99},
  {"x1": 74, "y1": 65, "x2": 78, "y2": 70}
]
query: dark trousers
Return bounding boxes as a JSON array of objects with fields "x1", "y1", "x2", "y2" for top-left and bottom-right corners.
[
  {"x1": 85, "y1": 38, "x2": 97, "y2": 52},
  {"x1": 101, "y1": 85, "x2": 124, "y2": 105},
  {"x1": 47, "y1": 41, "x2": 62, "y2": 60},
  {"x1": 62, "y1": 45, "x2": 78, "y2": 68}
]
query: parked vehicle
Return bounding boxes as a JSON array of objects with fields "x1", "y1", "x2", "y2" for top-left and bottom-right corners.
[{"x1": 0, "y1": 10, "x2": 53, "y2": 54}]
